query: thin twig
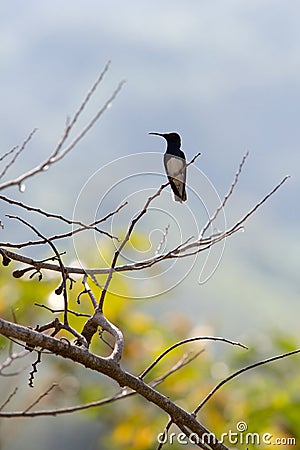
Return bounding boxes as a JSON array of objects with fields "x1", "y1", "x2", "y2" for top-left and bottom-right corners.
[
  {"x1": 151, "y1": 350, "x2": 204, "y2": 385},
  {"x1": 0, "y1": 66, "x2": 125, "y2": 191},
  {"x1": 51, "y1": 61, "x2": 111, "y2": 159},
  {"x1": 0, "y1": 145, "x2": 18, "y2": 163},
  {"x1": 0, "y1": 387, "x2": 18, "y2": 412},
  {"x1": 23, "y1": 383, "x2": 58, "y2": 413},
  {"x1": 81, "y1": 275, "x2": 98, "y2": 309},
  {"x1": 46, "y1": 79, "x2": 126, "y2": 168},
  {"x1": 200, "y1": 151, "x2": 249, "y2": 238},
  {"x1": 0, "y1": 223, "x2": 116, "y2": 248},
  {"x1": 166, "y1": 175, "x2": 290, "y2": 257},
  {"x1": 226, "y1": 175, "x2": 290, "y2": 235},
  {"x1": 7, "y1": 215, "x2": 70, "y2": 326},
  {"x1": 0, "y1": 389, "x2": 130, "y2": 417},
  {"x1": 193, "y1": 348, "x2": 300, "y2": 415},
  {"x1": 0, "y1": 194, "x2": 125, "y2": 240},
  {"x1": 155, "y1": 224, "x2": 170, "y2": 255},
  {"x1": 156, "y1": 419, "x2": 173, "y2": 450},
  {"x1": 0, "y1": 129, "x2": 37, "y2": 181},
  {"x1": 139, "y1": 336, "x2": 247, "y2": 379},
  {"x1": 34, "y1": 303, "x2": 91, "y2": 318},
  {"x1": 0, "y1": 350, "x2": 28, "y2": 376}
]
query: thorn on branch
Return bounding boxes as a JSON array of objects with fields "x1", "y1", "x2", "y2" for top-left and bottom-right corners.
[
  {"x1": 0, "y1": 248, "x2": 11, "y2": 266},
  {"x1": 13, "y1": 268, "x2": 30, "y2": 278},
  {"x1": 68, "y1": 277, "x2": 76, "y2": 290},
  {"x1": 12, "y1": 266, "x2": 42, "y2": 280},
  {"x1": 55, "y1": 281, "x2": 63, "y2": 295},
  {"x1": 29, "y1": 269, "x2": 43, "y2": 281},
  {"x1": 81, "y1": 275, "x2": 98, "y2": 309},
  {"x1": 55, "y1": 276, "x2": 76, "y2": 295},
  {"x1": 77, "y1": 289, "x2": 86, "y2": 304}
]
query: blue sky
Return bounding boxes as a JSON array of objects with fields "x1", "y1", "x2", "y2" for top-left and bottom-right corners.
[{"x1": 0, "y1": 1, "x2": 299, "y2": 337}]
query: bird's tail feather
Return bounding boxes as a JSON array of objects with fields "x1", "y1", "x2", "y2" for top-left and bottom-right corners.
[{"x1": 169, "y1": 177, "x2": 187, "y2": 202}]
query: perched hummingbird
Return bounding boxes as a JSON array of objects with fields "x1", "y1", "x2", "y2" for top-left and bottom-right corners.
[{"x1": 149, "y1": 132, "x2": 187, "y2": 202}]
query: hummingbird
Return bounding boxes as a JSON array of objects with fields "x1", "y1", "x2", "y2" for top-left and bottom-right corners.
[{"x1": 149, "y1": 132, "x2": 187, "y2": 202}]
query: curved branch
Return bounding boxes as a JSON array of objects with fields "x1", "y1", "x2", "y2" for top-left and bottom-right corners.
[
  {"x1": 139, "y1": 336, "x2": 247, "y2": 379},
  {"x1": 0, "y1": 344, "x2": 200, "y2": 417},
  {"x1": 0, "y1": 318, "x2": 228, "y2": 450}
]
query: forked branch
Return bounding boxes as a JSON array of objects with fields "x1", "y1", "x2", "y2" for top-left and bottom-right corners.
[{"x1": 0, "y1": 62, "x2": 125, "y2": 192}]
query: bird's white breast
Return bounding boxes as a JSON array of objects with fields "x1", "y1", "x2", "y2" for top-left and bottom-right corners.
[{"x1": 166, "y1": 156, "x2": 184, "y2": 179}]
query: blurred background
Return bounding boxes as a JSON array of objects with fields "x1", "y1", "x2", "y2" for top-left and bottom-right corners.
[{"x1": 0, "y1": 1, "x2": 299, "y2": 449}]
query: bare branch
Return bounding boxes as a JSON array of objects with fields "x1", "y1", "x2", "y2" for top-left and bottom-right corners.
[
  {"x1": 0, "y1": 344, "x2": 203, "y2": 418},
  {"x1": 81, "y1": 274, "x2": 98, "y2": 309},
  {"x1": 0, "y1": 387, "x2": 18, "y2": 412},
  {"x1": 0, "y1": 194, "x2": 125, "y2": 241},
  {"x1": 0, "y1": 318, "x2": 228, "y2": 450},
  {"x1": 0, "y1": 129, "x2": 37, "y2": 181},
  {"x1": 151, "y1": 350, "x2": 205, "y2": 386},
  {"x1": 0, "y1": 223, "x2": 116, "y2": 248},
  {"x1": 0, "y1": 64, "x2": 125, "y2": 192},
  {"x1": 193, "y1": 348, "x2": 300, "y2": 415},
  {"x1": 225, "y1": 175, "x2": 290, "y2": 235},
  {"x1": 7, "y1": 215, "x2": 70, "y2": 327},
  {"x1": 0, "y1": 145, "x2": 18, "y2": 163},
  {"x1": 34, "y1": 303, "x2": 91, "y2": 318},
  {"x1": 155, "y1": 224, "x2": 170, "y2": 255},
  {"x1": 1, "y1": 61, "x2": 291, "y2": 449},
  {"x1": 200, "y1": 151, "x2": 249, "y2": 238},
  {"x1": 139, "y1": 336, "x2": 247, "y2": 379},
  {"x1": 0, "y1": 350, "x2": 28, "y2": 376},
  {"x1": 156, "y1": 418, "x2": 173, "y2": 450},
  {"x1": 51, "y1": 61, "x2": 111, "y2": 159},
  {"x1": 1, "y1": 173, "x2": 289, "y2": 282},
  {"x1": 23, "y1": 383, "x2": 58, "y2": 413},
  {"x1": 164, "y1": 174, "x2": 290, "y2": 258}
]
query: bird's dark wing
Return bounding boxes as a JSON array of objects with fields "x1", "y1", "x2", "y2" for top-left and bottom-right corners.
[{"x1": 168, "y1": 177, "x2": 187, "y2": 202}]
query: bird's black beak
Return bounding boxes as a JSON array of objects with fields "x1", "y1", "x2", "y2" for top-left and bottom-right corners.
[{"x1": 148, "y1": 132, "x2": 165, "y2": 137}]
